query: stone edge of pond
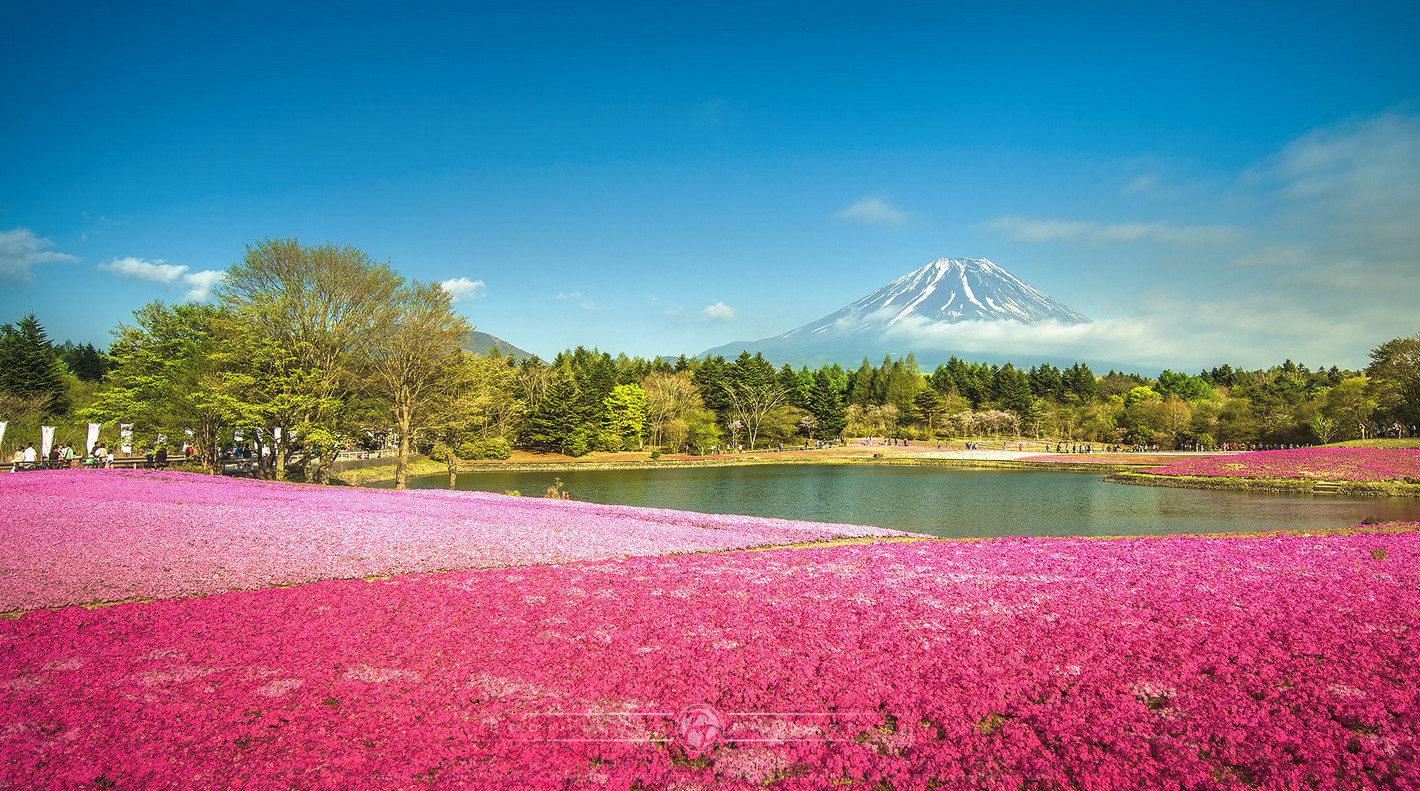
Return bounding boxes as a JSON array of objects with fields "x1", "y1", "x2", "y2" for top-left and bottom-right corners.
[
  {"x1": 1104, "y1": 471, "x2": 1420, "y2": 499},
  {"x1": 333, "y1": 455, "x2": 1151, "y2": 485}
]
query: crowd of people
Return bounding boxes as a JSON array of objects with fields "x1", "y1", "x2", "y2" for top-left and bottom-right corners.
[{"x1": 7, "y1": 442, "x2": 174, "y2": 472}]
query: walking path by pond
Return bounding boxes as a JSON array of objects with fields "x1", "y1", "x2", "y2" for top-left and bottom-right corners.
[{"x1": 389, "y1": 463, "x2": 1420, "y2": 538}]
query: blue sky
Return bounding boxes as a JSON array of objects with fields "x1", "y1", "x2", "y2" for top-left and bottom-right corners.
[{"x1": 3, "y1": 1, "x2": 1417, "y2": 371}]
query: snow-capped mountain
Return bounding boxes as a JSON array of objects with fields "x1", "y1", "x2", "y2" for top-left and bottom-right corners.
[{"x1": 700, "y1": 257, "x2": 1090, "y2": 366}]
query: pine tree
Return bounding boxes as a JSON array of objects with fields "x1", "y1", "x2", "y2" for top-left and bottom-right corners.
[
  {"x1": 519, "y1": 369, "x2": 582, "y2": 453},
  {"x1": 809, "y1": 370, "x2": 848, "y2": 439},
  {"x1": 0, "y1": 314, "x2": 70, "y2": 415}
]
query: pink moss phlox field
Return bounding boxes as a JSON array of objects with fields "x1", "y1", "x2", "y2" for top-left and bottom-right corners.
[
  {"x1": 4, "y1": 534, "x2": 1418, "y2": 790},
  {"x1": 0, "y1": 470, "x2": 904, "y2": 611},
  {"x1": 1142, "y1": 447, "x2": 1420, "y2": 481}
]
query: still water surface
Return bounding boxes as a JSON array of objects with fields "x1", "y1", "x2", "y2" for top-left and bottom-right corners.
[{"x1": 393, "y1": 464, "x2": 1420, "y2": 538}]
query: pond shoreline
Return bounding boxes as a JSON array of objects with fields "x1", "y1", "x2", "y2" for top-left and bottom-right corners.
[
  {"x1": 1105, "y1": 471, "x2": 1420, "y2": 498},
  {"x1": 331, "y1": 454, "x2": 1153, "y2": 486}
]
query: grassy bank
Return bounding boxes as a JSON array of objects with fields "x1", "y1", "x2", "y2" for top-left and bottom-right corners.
[
  {"x1": 1105, "y1": 471, "x2": 1420, "y2": 498},
  {"x1": 329, "y1": 453, "x2": 1159, "y2": 486},
  {"x1": 1323, "y1": 437, "x2": 1420, "y2": 449}
]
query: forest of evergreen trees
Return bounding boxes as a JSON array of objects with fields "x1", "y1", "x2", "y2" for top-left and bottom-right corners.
[{"x1": 6, "y1": 305, "x2": 1416, "y2": 473}]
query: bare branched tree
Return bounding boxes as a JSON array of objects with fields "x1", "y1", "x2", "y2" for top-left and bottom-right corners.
[{"x1": 719, "y1": 380, "x2": 788, "y2": 450}]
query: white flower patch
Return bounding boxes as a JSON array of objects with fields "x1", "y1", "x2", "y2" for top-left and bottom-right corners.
[
  {"x1": 255, "y1": 678, "x2": 304, "y2": 697},
  {"x1": 343, "y1": 664, "x2": 421, "y2": 684}
]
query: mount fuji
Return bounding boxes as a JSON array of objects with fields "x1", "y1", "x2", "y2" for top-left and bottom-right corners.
[{"x1": 700, "y1": 257, "x2": 1091, "y2": 366}]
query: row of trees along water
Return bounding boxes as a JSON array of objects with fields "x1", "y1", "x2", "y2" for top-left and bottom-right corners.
[{"x1": 3, "y1": 239, "x2": 1418, "y2": 488}]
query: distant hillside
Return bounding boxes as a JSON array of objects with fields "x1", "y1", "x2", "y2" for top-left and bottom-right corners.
[{"x1": 461, "y1": 331, "x2": 535, "y2": 361}]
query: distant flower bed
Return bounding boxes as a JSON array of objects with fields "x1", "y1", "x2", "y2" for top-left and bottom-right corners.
[
  {"x1": 1143, "y1": 447, "x2": 1420, "y2": 481},
  {"x1": 0, "y1": 470, "x2": 904, "y2": 611},
  {"x1": 3, "y1": 532, "x2": 1415, "y2": 789},
  {"x1": 1019, "y1": 454, "x2": 1192, "y2": 465}
]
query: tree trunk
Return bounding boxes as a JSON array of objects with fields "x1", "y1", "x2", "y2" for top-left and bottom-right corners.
[
  {"x1": 447, "y1": 455, "x2": 457, "y2": 490},
  {"x1": 395, "y1": 411, "x2": 411, "y2": 490}
]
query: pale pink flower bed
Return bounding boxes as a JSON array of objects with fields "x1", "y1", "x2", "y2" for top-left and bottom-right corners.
[
  {"x1": 3, "y1": 533, "x2": 1417, "y2": 789},
  {"x1": 0, "y1": 470, "x2": 904, "y2": 611},
  {"x1": 1143, "y1": 448, "x2": 1420, "y2": 482}
]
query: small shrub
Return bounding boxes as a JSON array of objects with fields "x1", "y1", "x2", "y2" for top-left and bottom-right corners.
[
  {"x1": 459, "y1": 438, "x2": 512, "y2": 460},
  {"x1": 564, "y1": 431, "x2": 590, "y2": 458},
  {"x1": 650, "y1": 448, "x2": 661, "y2": 461},
  {"x1": 1370, "y1": 547, "x2": 1388, "y2": 561},
  {"x1": 501, "y1": 489, "x2": 521, "y2": 497},
  {"x1": 544, "y1": 478, "x2": 571, "y2": 500}
]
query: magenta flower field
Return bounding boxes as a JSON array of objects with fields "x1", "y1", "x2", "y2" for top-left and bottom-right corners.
[
  {"x1": 0, "y1": 470, "x2": 903, "y2": 611},
  {"x1": 3, "y1": 533, "x2": 1417, "y2": 790},
  {"x1": 1142, "y1": 447, "x2": 1420, "y2": 482}
]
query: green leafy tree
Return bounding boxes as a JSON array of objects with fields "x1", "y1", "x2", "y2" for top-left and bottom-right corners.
[
  {"x1": 217, "y1": 237, "x2": 402, "y2": 481},
  {"x1": 1366, "y1": 332, "x2": 1420, "y2": 431},
  {"x1": 363, "y1": 280, "x2": 472, "y2": 489},
  {"x1": 82, "y1": 302, "x2": 260, "y2": 473},
  {"x1": 599, "y1": 383, "x2": 647, "y2": 451}
]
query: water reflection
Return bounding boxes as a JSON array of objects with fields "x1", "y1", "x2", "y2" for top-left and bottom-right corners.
[{"x1": 390, "y1": 465, "x2": 1420, "y2": 538}]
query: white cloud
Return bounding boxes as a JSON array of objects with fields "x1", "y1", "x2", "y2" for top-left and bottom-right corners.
[
  {"x1": 99, "y1": 256, "x2": 187, "y2": 284},
  {"x1": 98, "y1": 256, "x2": 223, "y2": 302},
  {"x1": 580, "y1": 301, "x2": 597, "y2": 311},
  {"x1": 439, "y1": 276, "x2": 487, "y2": 302},
  {"x1": 878, "y1": 299, "x2": 1381, "y2": 372},
  {"x1": 553, "y1": 291, "x2": 583, "y2": 300},
  {"x1": 834, "y1": 196, "x2": 908, "y2": 227},
  {"x1": 980, "y1": 216, "x2": 1241, "y2": 247},
  {"x1": 1253, "y1": 113, "x2": 1420, "y2": 267},
  {"x1": 181, "y1": 270, "x2": 225, "y2": 302},
  {"x1": 700, "y1": 302, "x2": 738, "y2": 322},
  {"x1": 0, "y1": 228, "x2": 80, "y2": 283}
]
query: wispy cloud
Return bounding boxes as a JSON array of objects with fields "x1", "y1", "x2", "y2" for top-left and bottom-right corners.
[
  {"x1": 553, "y1": 291, "x2": 583, "y2": 300},
  {"x1": 834, "y1": 196, "x2": 908, "y2": 227},
  {"x1": 980, "y1": 216, "x2": 1241, "y2": 247},
  {"x1": 81, "y1": 211, "x2": 122, "y2": 226},
  {"x1": 1120, "y1": 173, "x2": 1160, "y2": 195},
  {"x1": 439, "y1": 277, "x2": 487, "y2": 302},
  {"x1": 181, "y1": 270, "x2": 225, "y2": 302},
  {"x1": 99, "y1": 256, "x2": 187, "y2": 284},
  {"x1": 1250, "y1": 112, "x2": 1420, "y2": 267},
  {"x1": 700, "y1": 302, "x2": 737, "y2": 322},
  {"x1": 98, "y1": 256, "x2": 224, "y2": 302},
  {"x1": 0, "y1": 228, "x2": 80, "y2": 283}
]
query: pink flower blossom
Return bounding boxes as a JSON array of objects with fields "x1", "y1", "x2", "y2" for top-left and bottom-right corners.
[
  {"x1": 0, "y1": 469, "x2": 904, "y2": 611},
  {"x1": 1142, "y1": 447, "x2": 1420, "y2": 481},
  {"x1": 3, "y1": 529, "x2": 1417, "y2": 789}
]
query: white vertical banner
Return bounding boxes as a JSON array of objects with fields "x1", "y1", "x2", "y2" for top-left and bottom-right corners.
[
  {"x1": 41, "y1": 426, "x2": 55, "y2": 456},
  {"x1": 120, "y1": 424, "x2": 133, "y2": 455},
  {"x1": 274, "y1": 427, "x2": 283, "y2": 443},
  {"x1": 0, "y1": 421, "x2": 7, "y2": 451},
  {"x1": 87, "y1": 423, "x2": 101, "y2": 454}
]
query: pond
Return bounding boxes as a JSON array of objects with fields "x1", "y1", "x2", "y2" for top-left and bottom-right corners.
[{"x1": 386, "y1": 463, "x2": 1420, "y2": 538}]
